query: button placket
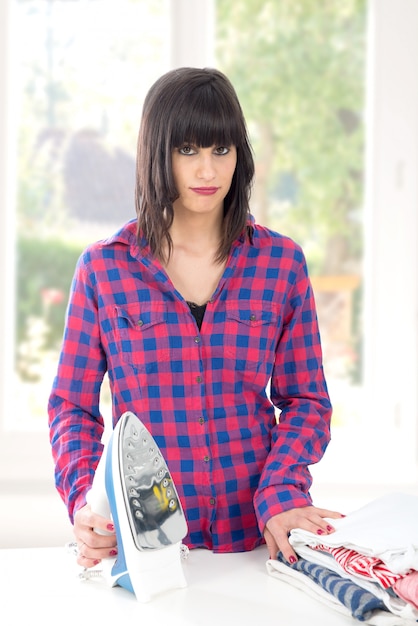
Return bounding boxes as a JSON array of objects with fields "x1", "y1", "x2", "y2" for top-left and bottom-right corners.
[{"x1": 191, "y1": 331, "x2": 203, "y2": 384}]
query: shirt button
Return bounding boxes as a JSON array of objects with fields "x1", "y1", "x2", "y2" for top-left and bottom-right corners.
[
  {"x1": 203, "y1": 455, "x2": 210, "y2": 462},
  {"x1": 137, "y1": 319, "x2": 144, "y2": 327},
  {"x1": 198, "y1": 417, "x2": 205, "y2": 425},
  {"x1": 209, "y1": 498, "x2": 216, "y2": 506},
  {"x1": 249, "y1": 314, "x2": 257, "y2": 321},
  {"x1": 196, "y1": 375, "x2": 202, "y2": 383},
  {"x1": 194, "y1": 336, "x2": 201, "y2": 343}
]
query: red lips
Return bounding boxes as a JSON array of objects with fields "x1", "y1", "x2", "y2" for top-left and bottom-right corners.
[{"x1": 191, "y1": 187, "x2": 219, "y2": 195}]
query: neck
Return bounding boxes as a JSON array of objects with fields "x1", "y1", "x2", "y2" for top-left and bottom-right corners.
[{"x1": 169, "y1": 211, "x2": 223, "y2": 254}]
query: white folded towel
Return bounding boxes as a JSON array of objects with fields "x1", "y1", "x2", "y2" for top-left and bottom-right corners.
[{"x1": 289, "y1": 493, "x2": 418, "y2": 575}]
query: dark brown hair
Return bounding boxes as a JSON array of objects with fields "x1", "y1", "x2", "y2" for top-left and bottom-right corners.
[{"x1": 135, "y1": 67, "x2": 255, "y2": 262}]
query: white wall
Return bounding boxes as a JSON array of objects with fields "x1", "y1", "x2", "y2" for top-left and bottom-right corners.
[{"x1": 363, "y1": 0, "x2": 418, "y2": 476}]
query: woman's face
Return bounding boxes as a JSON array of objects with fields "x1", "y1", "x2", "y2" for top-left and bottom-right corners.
[{"x1": 171, "y1": 143, "x2": 237, "y2": 217}]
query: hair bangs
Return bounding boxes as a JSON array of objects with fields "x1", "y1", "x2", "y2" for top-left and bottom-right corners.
[{"x1": 169, "y1": 84, "x2": 243, "y2": 150}]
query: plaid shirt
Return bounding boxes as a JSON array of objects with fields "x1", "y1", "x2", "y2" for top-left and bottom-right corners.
[{"x1": 48, "y1": 219, "x2": 332, "y2": 553}]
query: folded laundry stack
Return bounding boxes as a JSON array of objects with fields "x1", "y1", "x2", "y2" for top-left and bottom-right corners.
[{"x1": 266, "y1": 493, "x2": 418, "y2": 625}]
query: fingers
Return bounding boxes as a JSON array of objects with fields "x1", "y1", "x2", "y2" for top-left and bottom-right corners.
[
  {"x1": 76, "y1": 541, "x2": 101, "y2": 568},
  {"x1": 264, "y1": 505, "x2": 346, "y2": 565},
  {"x1": 283, "y1": 506, "x2": 344, "y2": 535},
  {"x1": 264, "y1": 526, "x2": 298, "y2": 564},
  {"x1": 76, "y1": 537, "x2": 118, "y2": 568},
  {"x1": 313, "y1": 507, "x2": 346, "y2": 521},
  {"x1": 312, "y1": 507, "x2": 345, "y2": 519},
  {"x1": 303, "y1": 507, "x2": 345, "y2": 535},
  {"x1": 74, "y1": 504, "x2": 118, "y2": 568},
  {"x1": 264, "y1": 526, "x2": 278, "y2": 560},
  {"x1": 75, "y1": 530, "x2": 118, "y2": 568}
]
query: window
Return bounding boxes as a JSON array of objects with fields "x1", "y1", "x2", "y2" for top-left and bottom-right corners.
[
  {"x1": 215, "y1": 0, "x2": 366, "y2": 436},
  {"x1": 0, "y1": 0, "x2": 416, "y2": 494},
  {"x1": 0, "y1": 0, "x2": 215, "y2": 486},
  {"x1": 1, "y1": 0, "x2": 173, "y2": 482},
  {"x1": 214, "y1": 0, "x2": 418, "y2": 487}
]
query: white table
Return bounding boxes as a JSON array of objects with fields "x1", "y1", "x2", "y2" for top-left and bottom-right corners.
[{"x1": 0, "y1": 545, "x2": 358, "y2": 625}]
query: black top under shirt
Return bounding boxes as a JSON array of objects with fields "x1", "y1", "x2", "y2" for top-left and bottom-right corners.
[{"x1": 187, "y1": 301, "x2": 207, "y2": 330}]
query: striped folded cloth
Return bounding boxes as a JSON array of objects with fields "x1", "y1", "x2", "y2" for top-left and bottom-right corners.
[
  {"x1": 312, "y1": 544, "x2": 404, "y2": 589},
  {"x1": 266, "y1": 552, "x2": 415, "y2": 625}
]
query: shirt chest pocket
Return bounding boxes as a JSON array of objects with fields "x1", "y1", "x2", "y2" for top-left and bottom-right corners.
[
  {"x1": 224, "y1": 305, "x2": 280, "y2": 372},
  {"x1": 114, "y1": 302, "x2": 170, "y2": 369}
]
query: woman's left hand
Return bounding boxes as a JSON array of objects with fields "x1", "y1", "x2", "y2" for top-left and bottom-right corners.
[{"x1": 264, "y1": 505, "x2": 345, "y2": 563}]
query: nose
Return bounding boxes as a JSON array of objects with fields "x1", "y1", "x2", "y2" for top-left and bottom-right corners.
[{"x1": 196, "y1": 151, "x2": 216, "y2": 181}]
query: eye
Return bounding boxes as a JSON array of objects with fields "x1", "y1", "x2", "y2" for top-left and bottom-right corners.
[
  {"x1": 178, "y1": 145, "x2": 196, "y2": 155},
  {"x1": 214, "y1": 146, "x2": 230, "y2": 155}
]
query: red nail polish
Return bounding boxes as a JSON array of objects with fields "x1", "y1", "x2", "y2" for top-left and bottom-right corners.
[
  {"x1": 317, "y1": 529, "x2": 324, "y2": 535},
  {"x1": 326, "y1": 525, "x2": 334, "y2": 532},
  {"x1": 288, "y1": 555, "x2": 297, "y2": 564},
  {"x1": 93, "y1": 559, "x2": 101, "y2": 565},
  {"x1": 109, "y1": 549, "x2": 118, "y2": 556},
  {"x1": 107, "y1": 523, "x2": 115, "y2": 532}
]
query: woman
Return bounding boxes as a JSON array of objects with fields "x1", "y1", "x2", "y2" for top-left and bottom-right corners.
[{"x1": 48, "y1": 67, "x2": 343, "y2": 571}]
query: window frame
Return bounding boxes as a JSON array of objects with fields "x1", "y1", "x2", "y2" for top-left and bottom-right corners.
[{"x1": 362, "y1": 0, "x2": 418, "y2": 480}]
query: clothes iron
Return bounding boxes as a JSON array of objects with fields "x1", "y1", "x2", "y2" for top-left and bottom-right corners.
[{"x1": 86, "y1": 411, "x2": 188, "y2": 602}]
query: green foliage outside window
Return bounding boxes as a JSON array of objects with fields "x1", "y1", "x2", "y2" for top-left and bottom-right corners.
[
  {"x1": 15, "y1": 237, "x2": 83, "y2": 380},
  {"x1": 216, "y1": 0, "x2": 366, "y2": 276}
]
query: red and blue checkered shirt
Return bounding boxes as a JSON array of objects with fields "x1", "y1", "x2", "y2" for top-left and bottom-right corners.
[{"x1": 48, "y1": 219, "x2": 332, "y2": 553}]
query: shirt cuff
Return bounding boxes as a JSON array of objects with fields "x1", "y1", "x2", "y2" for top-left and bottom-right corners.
[
  {"x1": 254, "y1": 484, "x2": 313, "y2": 534},
  {"x1": 70, "y1": 491, "x2": 88, "y2": 524}
]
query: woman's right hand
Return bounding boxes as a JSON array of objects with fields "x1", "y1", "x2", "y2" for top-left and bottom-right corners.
[{"x1": 73, "y1": 503, "x2": 118, "y2": 568}]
